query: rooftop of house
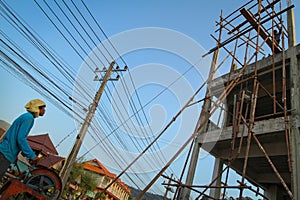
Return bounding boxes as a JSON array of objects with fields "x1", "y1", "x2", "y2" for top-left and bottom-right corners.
[
  {"x1": 28, "y1": 133, "x2": 59, "y2": 155},
  {"x1": 83, "y1": 159, "x2": 131, "y2": 194}
]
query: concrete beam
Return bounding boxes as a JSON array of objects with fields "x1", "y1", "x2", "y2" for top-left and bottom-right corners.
[
  {"x1": 212, "y1": 141, "x2": 288, "y2": 159},
  {"x1": 200, "y1": 117, "x2": 285, "y2": 143},
  {"x1": 209, "y1": 44, "x2": 300, "y2": 96},
  {"x1": 226, "y1": 159, "x2": 262, "y2": 188},
  {"x1": 210, "y1": 52, "x2": 288, "y2": 91}
]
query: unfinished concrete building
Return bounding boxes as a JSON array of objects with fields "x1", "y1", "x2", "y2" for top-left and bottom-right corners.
[{"x1": 176, "y1": 0, "x2": 299, "y2": 199}]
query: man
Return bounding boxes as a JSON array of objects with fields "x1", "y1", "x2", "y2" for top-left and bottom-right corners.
[
  {"x1": 274, "y1": 26, "x2": 282, "y2": 45},
  {"x1": 0, "y1": 99, "x2": 46, "y2": 179}
]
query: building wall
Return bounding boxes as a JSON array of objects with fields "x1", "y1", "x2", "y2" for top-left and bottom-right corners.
[{"x1": 85, "y1": 169, "x2": 131, "y2": 200}]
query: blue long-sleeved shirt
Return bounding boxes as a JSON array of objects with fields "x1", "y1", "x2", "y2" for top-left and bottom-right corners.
[{"x1": 0, "y1": 112, "x2": 36, "y2": 163}]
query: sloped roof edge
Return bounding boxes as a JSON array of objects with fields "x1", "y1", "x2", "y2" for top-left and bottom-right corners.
[{"x1": 27, "y1": 133, "x2": 58, "y2": 155}]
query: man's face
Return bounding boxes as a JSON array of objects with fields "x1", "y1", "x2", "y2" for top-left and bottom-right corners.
[{"x1": 39, "y1": 106, "x2": 46, "y2": 116}]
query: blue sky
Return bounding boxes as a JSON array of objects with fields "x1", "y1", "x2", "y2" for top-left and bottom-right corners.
[{"x1": 1, "y1": 0, "x2": 299, "y2": 198}]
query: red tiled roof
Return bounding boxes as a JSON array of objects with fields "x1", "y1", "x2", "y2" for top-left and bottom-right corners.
[
  {"x1": 37, "y1": 153, "x2": 65, "y2": 168},
  {"x1": 83, "y1": 159, "x2": 116, "y2": 178},
  {"x1": 27, "y1": 133, "x2": 58, "y2": 155},
  {"x1": 83, "y1": 159, "x2": 131, "y2": 194},
  {"x1": 26, "y1": 133, "x2": 64, "y2": 169}
]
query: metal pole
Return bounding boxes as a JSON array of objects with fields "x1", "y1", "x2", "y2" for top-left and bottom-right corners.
[{"x1": 59, "y1": 61, "x2": 115, "y2": 192}]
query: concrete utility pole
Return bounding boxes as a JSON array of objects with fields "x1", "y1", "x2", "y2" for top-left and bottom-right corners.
[{"x1": 60, "y1": 61, "x2": 116, "y2": 192}]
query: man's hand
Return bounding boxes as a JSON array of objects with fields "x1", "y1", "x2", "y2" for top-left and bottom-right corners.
[{"x1": 29, "y1": 157, "x2": 39, "y2": 165}]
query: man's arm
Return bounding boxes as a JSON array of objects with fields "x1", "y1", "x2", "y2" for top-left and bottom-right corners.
[{"x1": 16, "y1": 118, "x2": 36, "y2": 160}]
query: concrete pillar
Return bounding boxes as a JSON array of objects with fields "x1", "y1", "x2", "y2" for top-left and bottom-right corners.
[
  {"x1": 286, "y1": 3, "x2": 299, "y2": 199},
  {"x1": 286, "y1": 0, "x2": 296, "y2": 47},
  {"x1": 287, "y1": 0, "x2": 299, "y2": 193},
  {"x1": 289, "y1": 46, "x2": 300, "y2": 200},
  {"x1": 209, "y1": 158, "x2": 223, "y2": 199},
  {"x1": 178, "y1": 26, "x2": 221, "y2": 199}
]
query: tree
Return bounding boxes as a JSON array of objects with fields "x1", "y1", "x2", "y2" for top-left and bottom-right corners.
[
  {"x1": 62, "y1": 161, "x2": 98, "y2": 199},
  {"x1": 94, "y1": 192, "x2": 106, "y2": 199}
]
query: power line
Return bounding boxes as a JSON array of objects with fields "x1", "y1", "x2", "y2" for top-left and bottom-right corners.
[
  {"x1": 53, "y1": 0, "x2": 108, "y2": 66},
  {"x1": 79, "y1": 0, "x2": 127, "y2": 66},
  {"x1": 61, "y1": 0, "x2": 111, "y2": 64},
  {"x1": 34, "y1": 0, "x2": 99, "y2": 73},
  {"x1": 1, "y1": 0, "x2": 198, "y2": 195},
  {"x1": 0, "y1": 1, "x2": 93, "y2": 107}
]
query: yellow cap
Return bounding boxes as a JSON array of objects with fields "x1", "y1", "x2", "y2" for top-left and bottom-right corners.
[{"x1": 25, "y1": 99, "x2": 46, "y2": 118}]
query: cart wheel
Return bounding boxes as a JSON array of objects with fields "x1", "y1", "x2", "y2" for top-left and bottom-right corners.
[{"x1": 23, "y1": 168, "x2": 62, "y2": 200}]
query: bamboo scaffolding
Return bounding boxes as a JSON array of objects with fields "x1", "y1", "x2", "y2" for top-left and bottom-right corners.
[
  {"x1": 132, "y1": 1, "x2": 295, "y2": 199},
  {"x1": 174, "y1": 0, "x2": 294, "y2": 199}
]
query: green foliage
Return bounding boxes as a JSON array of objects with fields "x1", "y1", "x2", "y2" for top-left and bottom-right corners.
[
  {"x1": 62, "y1": 161, "x2": 99, "y2": 198},
  {"x1": 94, "y1": 192, "x2": 106, "y2": 199},
  {"x1": 80, "y1": 170, "x2": 98, "y2": 191},
  {"x1": 69, "y1": 163, "x2": 84, "y2": 181}
]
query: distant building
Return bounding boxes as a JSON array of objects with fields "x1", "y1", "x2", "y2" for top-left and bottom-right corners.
[{"x1": 82, "y1": 159, "x2": 131, "y2": 200}]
